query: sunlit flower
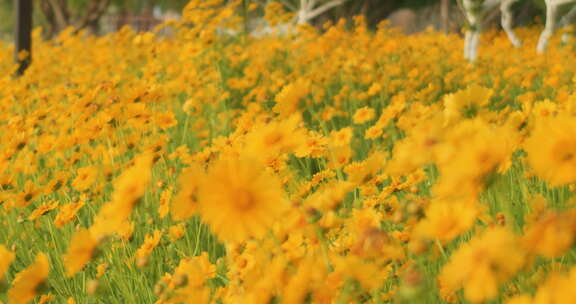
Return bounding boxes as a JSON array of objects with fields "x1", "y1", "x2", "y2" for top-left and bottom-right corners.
[
  {"x1": 353, "y1": 106, "x2": 375, "y2": 124},
  {"x1": 243, "y1": 114, "x2": 306, "y2": 159},
  {"x1": 28, "y1": 200, "x2": 59, "y2": 222},
  {"x1": 155, "y1": 112, "x2": 178, "y2": 130},
  {"x1": 72, "y1": 165, "x2": 98, "y2": 192},
  {"x1": 0, "y1": 245, "x2": 15, "y2": 280},
  {"x1": 169, "y1": 223, "x2": 186, "y2": 242},
  {"x1": 96, "y1": 263, "x2": 108, "y2": 278},
  {"x1": 198, "y1": 157, "x2": 289, "y2": 242},
  {"x1": 171, "y1": 163, "x2": 204, "y2": 221},
  {"x1": 439, "y1": 227, "x2": 525, "y2": 303},
  {"x1": 14, "y1": 180, "x2": 42, "y2": 208},
  {"x1": 63, "y1": 229, "x2": 98, "y2": 277},
  {"x1": 415, "y1": 198, "x2": 479, "y2": 243},
  {"x1": 522, "y1": 211, "x2": 576, "y2": 258},
  {"x1": 54, "y1": 200, "x2": 85, "y2": 228},
  {"x1": 274, "y1": 79, "x2": 311, "y2": 117},
  {"x1": 332, "y1": 255, "x2": 388, "y2": 291},
  {"x1": 8, "y1": 253, "x2": 50, "y2": 304},
  {"x1": 91, "y1": 153, "x2": 153, "y2": 239},
  {"x1": 158, "y1": 186, "x2": 173, "y2": 218},
  {"x1": 136, "y1": 230, "x2": 162, "y2": 267},
  {"x1": 525, "y1": 115, "x2": 576, "y2": 186},
  {"x1": 330, "y1": 127, "x2": 353, "y2": 147},
  {"x1": 444, "y1": 84, "x2": 492, "y2": 124}
]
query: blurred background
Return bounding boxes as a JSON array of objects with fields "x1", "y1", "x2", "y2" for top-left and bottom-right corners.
[{"x1": 0, "y1": 0, "x2": 550, "y2": 41}]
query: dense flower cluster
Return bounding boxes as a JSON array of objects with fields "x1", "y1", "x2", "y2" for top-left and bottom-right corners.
[{"x1": 1, "y1": 0, "x2": 576, "y2": 303}]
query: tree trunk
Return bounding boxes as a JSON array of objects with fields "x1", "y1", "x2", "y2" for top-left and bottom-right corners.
[
  {"x1": 441, "y1": 0, "x2": 450, "y2": 33},
  {"x1": 15, "y1": 0, "x2": 33, "y2": 76},
  {"x1": 39, "y1": 0, "x2": 111, "y2": 38}
]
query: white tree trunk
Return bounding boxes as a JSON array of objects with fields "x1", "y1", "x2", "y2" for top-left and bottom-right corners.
[{"x1": 295, "y1": 0, "x2": 349, "y2": 25}]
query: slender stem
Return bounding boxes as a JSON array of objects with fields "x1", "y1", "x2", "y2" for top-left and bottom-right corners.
[{"x1": 435, "y1": 239, "x2": 448, "y2": 259}]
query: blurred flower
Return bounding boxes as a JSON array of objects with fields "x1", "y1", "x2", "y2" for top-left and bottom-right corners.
[
  {"x1": 63, "y1": 229, "x2": 98, "y2": 277},
  {"x1": 198, "y1": 157, "x2": 288, "y2": 242},
  {"x1": 439, "y1": 227, "x2": 525, "y2": 303},
  {"x1": 8, "y1": 253, "x2": 50, "y2": 304}
]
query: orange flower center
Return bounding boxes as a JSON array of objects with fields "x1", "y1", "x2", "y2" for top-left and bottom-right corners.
[
  {"x1": 236, "y1": 189, "x2": 255, "y2": 211},
  {"x1": 552, "y1": 140, "x2": 576, "y2": 163},
  {"x1": 264, "y1": 132, "x2": 283, "y2": 146}
]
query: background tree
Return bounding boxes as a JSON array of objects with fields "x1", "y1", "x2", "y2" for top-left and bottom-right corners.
[
  {"x1": 0, "y1": 0, "x2": 553, "y2": 41},
  {"x1": 441, "y1": 0, "x2": 450, "y2": 33},
  {"x1": 36, "y1": 0, "x2": 189, "y2": 37},
  {"x1": 39, "y1": 0, "x2": 111, "y2": 37}
]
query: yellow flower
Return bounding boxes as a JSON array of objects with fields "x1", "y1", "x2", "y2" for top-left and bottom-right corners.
[
  {"x1": 243, "y1": 114, "x2": 306, "y2": 159},
  {"x1": 36, "y1": 135, "x2": 57, "y2": 154},
  {"x1": 364, "y1": 125, "x2": 383, "y2": 139},
  {"x1": 155, "y1": 111, "x2": 178, "y2": 130},
  {"x1": 367, "y1": 83, "x2": 382, "y2": 96},
  {"x1": 274, "y1": 79, "x2": 310, "y2": 117},
  {"x1": 28, "y1": 201, "x2": 59, "y2": 221},
  {"x1": 63, "y1": 229, "x2": 98, "y2": 277},
  {"x1": 169, "y1": 223, "x2": 186, "y2": 242},
  {"x1": 326, "y1": 145, "x2": 352, "y2": 169},
  {"x1": 532, "y1": 99, "x2": 558, "y2": 118},
  {"x1": 162, "y1": 253, "x2": 215, "y2": 303},
  {"x1": 44, "y1": 171, "x2": 70, "y2": 194},
  {"x1": 198, "y1": 157, "x2": 289, "y2": 242},
  {"x1": 332, "y1": 255, "x2": 388, "y2": 291},
  {"x1": 330, "y1": 127, "x2": 353, "y2": 147},
  {"x1": 179, "y1": 252, "x2": 216, "y2": 285},
  {"x1": 439, "y1": 227, "x2": 525, "y2": 303},
  {"x1": 344, "y1": 151, "x2": 386, "y2": 185},
  {"x1": 91, "y1": 153, "x2": 153, "y2": 239},
  {"x1": 0, "y1": 245, "x2": 15, "y2": 279},
  {"x1": 512, "y1": 266, "x2": 576, "y2": 303},
  {"x1": 522, "y1": 211, "x2": 576, "y2": 258},
  {"x1": 434, "y1": 121, "x2": 512, "y2": 198},
  {"x1": 117, "y1": 220, "x2": 135, "y2": 242},
  {"x1": 531, "y1": 266, "x2": 576, "y2": 303},
  {"x1": 158, "y1": 186, "x2": 173, "y2": 219},
  {"x1": 111, "y1": 153, "x2": 153, "y2": 209},
  {"x1": 353, "y1": 106, "x2": 375, "y2": 124},
  {"x1": 282, "y1": 257, "x2": 328, "y2": 304},
  {"x1": 524, "y1": 115, "x2": 576, "y2": 186},
  {"x1": 348, "y1": 220, "x2": 404, "y2": 260},
  {"x1": 415, "y1": 198, "x2": 479, "y2": 243},
  {"x1": 294, "y1": 130, "x2": 328, "y2": 158},
  {"x1": 304, "y1": 180, "x2": 354, "y2": 212},
  {"x1": 264, "y1": 1, "x2": 293, "y2": 26},
  {"x1": 14, "y1": 180, "x2": 42, "y2": 208},
  {"x1": 71, "y1": 165, "x2": 98, "y2": 192},
  {"x1": 387, "y1": 114, "x2": 444, "y2": 175},
  {"x1": 54, "y1": 201, "x2": 85, "y2": 228},
  {"x1": 136, "y1": 230, "x2": 162, "y2": 267},
  {"x1": 443, "y1": 84, "x2": 492, "y2": 124},
  {"x1": 8, "y1": 253, "x2": 50, "y2": 304},
  {"x1": 506, "y1": 295, "x2": 532, "y2": 304},
  {"x1": 38, "y1": 293, "x2": 54, "y2": 304},
  {"x1": 171, "y1": 163, "x2": 204, "y2": 221},
  {"x1": 96, "y1": 263, "x2": 108, "y2": 278}
]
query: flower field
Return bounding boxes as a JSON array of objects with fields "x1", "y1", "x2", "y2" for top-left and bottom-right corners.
[{"x1": 2, "y1": 1, "x2": 576, "y2": 303}]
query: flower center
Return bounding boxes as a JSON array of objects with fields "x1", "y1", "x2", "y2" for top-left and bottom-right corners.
[
  {"x1": 264, "y1": 132, "x2": 283, "y2": 146},
  {"x1": 236, "y1": 189, "x2": 255, "y2": 211},
  {"x1": 552, "y1": 140, "x2": 576, "y2": 163}
]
